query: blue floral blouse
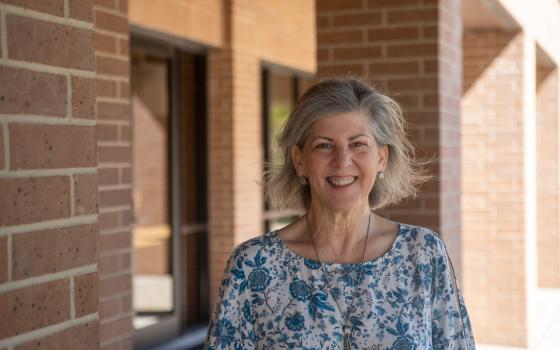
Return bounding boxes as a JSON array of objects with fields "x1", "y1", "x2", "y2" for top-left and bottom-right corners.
[{"x1": 205, "y1": 223, "x2": 476, "y2": 349}]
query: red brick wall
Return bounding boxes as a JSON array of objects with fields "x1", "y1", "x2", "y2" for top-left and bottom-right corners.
[
  {"x1": 536, "y1": 67, "x2": 560, "y2": 288},
  {"x1": 316, "y1": 0, "x2": 464, "y2": 273},
  {"x1": 462, "y1": 31, "x2": 527, "y2": 346},
  {"x1": 94, "y1": 0, "x2": 132, "y2": 349},
  {"x1": 0, "y1": 0, "x2": 99, "y2": 349}
]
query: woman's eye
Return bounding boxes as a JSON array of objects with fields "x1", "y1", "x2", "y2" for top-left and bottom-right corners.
[
  {"x1": 351, "y1": 142, "x2": 367, "y2": 148},
  {"x1": 315, "y1": 143, "x2": 332, "y2": 149}
]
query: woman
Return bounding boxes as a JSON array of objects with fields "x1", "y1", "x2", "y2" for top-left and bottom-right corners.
[{"x1": 205, "y1": 77, "x2": 476, "y2": 349}]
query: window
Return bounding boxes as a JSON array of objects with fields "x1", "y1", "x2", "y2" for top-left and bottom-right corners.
[
  {"x1": 130, "y1": 35, "x2": 208, "y2": 349},
  {"x1": 262, "y1": 68, "x2": 314, "y2": 231}
]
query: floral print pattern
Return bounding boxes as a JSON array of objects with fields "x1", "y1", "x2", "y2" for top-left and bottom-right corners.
[{"x1": 205, "y1": 223, "x2": 476, "y2": 349}]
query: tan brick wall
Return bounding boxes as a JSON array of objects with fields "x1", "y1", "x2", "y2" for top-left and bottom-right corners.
[
  {"x1": 208, "y1": 49, "x2": 266, "y2": 305},
  {"x1": 129, "y1": 0, "x2": 315, "y2": 74},
  {"x1": 208, "y1": 48, "x2": 236, "y2": 304},
  {"x1": 128, "y1": 0, "x2": 224, "y2": 48},
  {"x1": 536, "y1": 67, "x2": 560, "y2": 288},
  {"x1": 94, "y1": 0, "x2": 132, "y2": 349},
  {"x1": 0, "y1": 0, "x2": 99, "y2": 349},
  {"x1": 316, "y1": 0, "x2": 464, "y2": 273},
  {"x1": 462, "y1": 31, "x2": 527, "y2": 347}
]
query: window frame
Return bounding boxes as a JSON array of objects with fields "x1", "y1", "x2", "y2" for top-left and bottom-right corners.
[
  {"x1": 261, "y1": 64, "x2": 313, "y2": 232},
  {"x1": 130, "y1": 29, "x2": 209, "y2": 350}
]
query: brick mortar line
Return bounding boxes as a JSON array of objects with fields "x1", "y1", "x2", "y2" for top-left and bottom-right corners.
[
  {"x1": 64, "y1": 0, "x2": 69, "y2": 18},
  {"x1": 95, "y1": 28, "x2": 128, "y2": 40},
  {"x1": 96, "y1": 51, "x2": 130, "y2": 61},
  {"x1": 99, "y1": 184, "x2": 132, "y2": 191},
  {"x1": 0, "y1": 313, "x2": 98, "y2": 348},
  {"x1": 66, "y1": 72, "x2": 72, "y2": 118},
  {"x1": 2, "y1": 120, "x2": 8, "y2": 171},
  {"x1": 99, "y1": 290, "x2": 132, "y2": 301},
  {"x1": 0, "y1": 58, "x2": 95, "y2": 78},
  {"x1": 95, "y1": 161, "x2": 132, "y2": 167},
  {"x1": 98, "y1": 141, "x2": 131, "y2": 147},
  {"x1": 0, "y1": 114, "x2": 96, "y2": 126},
  {"x1": 99, "y1": 312, "x2": 134, "y2": 328},
  {"x1": 323, "y1": 5, "x2": 438, "y2": 13},
  {"x1": 94, "y1": 6, "x2": 129, "y2": 19},
  {"x1": 99, "y1": 248, "x2": 131, "y2": 257},
  {"x1": 318, "y1": 56, "x2": 434, "y2": 63},
  {"x1": 97, "y1": 120, "x2": 130, "y2": 126},
  {"x1": 70, "y1": 174, "x2": 75, "y2": 217},
  {"x1": 0, "y1": 167, "x2": 97, "y2": 178},
  {"x1": 98, "y1": 164, "x2": 130, "y2": 170},
  {"x1": 99, "y1": 226, "x2": 132, "y2": 236},
  {"x1": 99, "y1": 205, "x2": 131, "y2": 214},
  {"x1": 117, "y1": 122, "x2": 124, "y2": 141},
  {"x1": 69, "y1": 276, "x2": 76, "y2": 319},
  {"x1": 100, "y1": 268, "x2": 131, "y2": 280},
  {"x1": 0, "y1": 215, "x2": 98, "y2": 236},
  {"x1": 0, "y1": 4, "x2": 94, "y2": 30},
  {"x1": 1, "y1": 10, "x2": 7, "y2": 59},
  {"x1": 317, "y1": 24, "x2": 434, "y2": 34},
  {"x1": 0, "y1": 264, "x2": 97, "y2": 293},
  {"x1": 97, "y1": 96, "x2": 129, "y2": 104},
  {"x1": 7, "y1": 234, "x2": 12, "y2": 282},
  {"x1": 95, "y1": 73, "x2": 128, "y2": 82}
]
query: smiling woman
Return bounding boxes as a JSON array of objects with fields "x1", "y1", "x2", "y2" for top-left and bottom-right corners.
[{"x1": 204, "y1": 77, "x2": 477, "y2": 349}]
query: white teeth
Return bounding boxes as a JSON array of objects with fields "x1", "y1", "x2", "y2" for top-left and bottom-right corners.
[{"x1": 327, "y1": 176, "x2": 356, "y2": 186}]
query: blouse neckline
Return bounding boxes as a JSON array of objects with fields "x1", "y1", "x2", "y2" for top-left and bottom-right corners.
[{"x1": 270, "y1": 222, "x2": 404, "y2": 266}]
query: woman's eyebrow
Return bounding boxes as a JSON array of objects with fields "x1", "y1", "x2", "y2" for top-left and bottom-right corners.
[
  {"x1": 349, "y1": 133, "x2": 368, "y2": 140},
  {"x1": 312, "y1": 134, "x2": 368, "y2": 142},
  {"x1": 311, "y1": 136, "x2": 334, "y2": 142}
]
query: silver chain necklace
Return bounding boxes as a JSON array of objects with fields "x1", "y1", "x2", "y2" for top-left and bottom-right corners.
[{"x1": 305, "y1": 212, "x2": 372, "y2": 350}]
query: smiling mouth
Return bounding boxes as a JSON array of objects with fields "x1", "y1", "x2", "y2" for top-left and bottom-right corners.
[{"x1": 326, "y1": 176, "x2": 357, "y2": 187}]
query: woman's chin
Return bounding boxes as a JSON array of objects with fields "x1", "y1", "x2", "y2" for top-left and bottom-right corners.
[{"x1": 322, "y1": 196, "x2": 369, "y2": 214}]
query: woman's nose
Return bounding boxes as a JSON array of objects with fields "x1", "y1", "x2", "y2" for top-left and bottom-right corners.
[{"x1": 331, "y1": 146, "x2": 352, "y2": 167}]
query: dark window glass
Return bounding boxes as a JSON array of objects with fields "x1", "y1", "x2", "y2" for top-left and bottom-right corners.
[{"x1": 263, "y1": 69, "x2": 314, "y2": 231}]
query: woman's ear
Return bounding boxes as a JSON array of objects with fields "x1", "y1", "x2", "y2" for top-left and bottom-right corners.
[
  {"x1": 378, "y1": 144, "x2": 389, "y2": 170},
  {"x1": 291, "y1": 144, "x2": 305, "y2": 176}
]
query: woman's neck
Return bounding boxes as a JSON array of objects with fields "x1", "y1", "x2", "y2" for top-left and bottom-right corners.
[{"x1": 306, "y1": 203, "x2": 372, "y2": 256}]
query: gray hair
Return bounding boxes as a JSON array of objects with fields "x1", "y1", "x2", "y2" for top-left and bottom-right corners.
[{"x1": 265, "y1": 76, "x2": 430, "y2": 210}]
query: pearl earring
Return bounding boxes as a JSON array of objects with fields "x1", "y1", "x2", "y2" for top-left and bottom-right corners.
[{"x1": 378, "y1": 171, "x2": 385, "y2": 179}]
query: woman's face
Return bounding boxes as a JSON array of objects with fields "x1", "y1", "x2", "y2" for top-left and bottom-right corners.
[{"x1": 291, "y1": 111, "x2": 388, "y2": 213}]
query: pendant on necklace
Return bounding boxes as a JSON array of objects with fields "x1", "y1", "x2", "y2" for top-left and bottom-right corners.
[{"x1": 343, "y1": 331, "x2": 351, "y2": 350}]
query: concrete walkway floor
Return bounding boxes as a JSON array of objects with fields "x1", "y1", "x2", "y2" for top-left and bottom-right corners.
[{"x1": 477, "y1": 288, "x2": 560, "y2": 350}]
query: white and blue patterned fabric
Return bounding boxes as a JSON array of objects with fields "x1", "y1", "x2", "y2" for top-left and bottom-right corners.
[{"x1": 205, "y1": 223, "x2": 476, "y2": 349}]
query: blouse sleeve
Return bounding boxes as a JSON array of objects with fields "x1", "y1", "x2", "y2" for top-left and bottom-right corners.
[
  {"x1": 205, "y1": 247, "x2": 257, "y2": 350},
  {"x1": 430, "y1": 237, "x2": 476, "y2": 350}
]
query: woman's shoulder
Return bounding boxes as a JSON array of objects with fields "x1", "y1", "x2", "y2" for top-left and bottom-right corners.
[
  {"x1": 397, "y1": 222, "x2": 447, "y2": 257},
  {"x1": 229, "y1": 231, "x2": 281, "y2": 262}
]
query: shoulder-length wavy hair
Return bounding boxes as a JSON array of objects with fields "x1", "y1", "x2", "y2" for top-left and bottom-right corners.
[{"x1": 265, "y1": 76, "x2": 430, "y2": 210}]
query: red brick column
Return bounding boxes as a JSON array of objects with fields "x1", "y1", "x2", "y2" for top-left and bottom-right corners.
[
  {"x1": 462, "y1": 31, "x2": 528, "y2": 347},
  {"x1": 536, "y1": 66, "x2": 560, "y2": 288},
  {"x1": 0, "y1": 0, "x2": 99, "y2": 349},
  {"x1": 316, "y1": 0, "x2": 464, "y2": 272},
  {"x1": 94, "y1": 0, "x2": 133, "y2": 349}
]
